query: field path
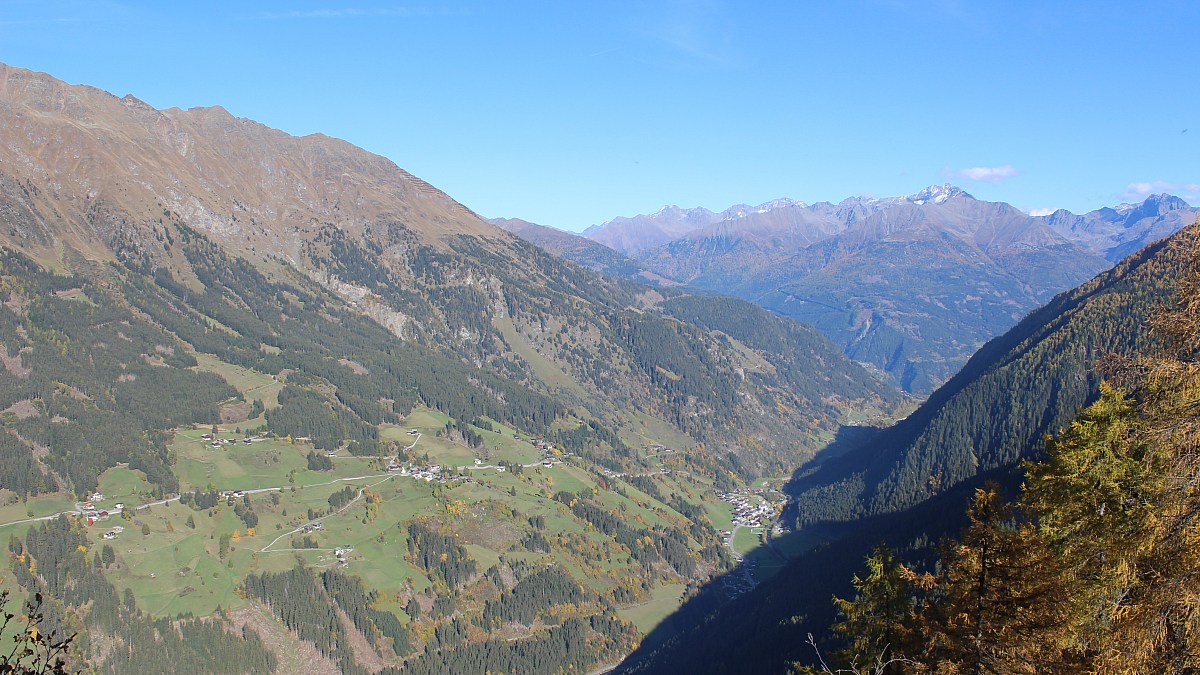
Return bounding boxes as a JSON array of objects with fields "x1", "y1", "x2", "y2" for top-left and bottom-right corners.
[{"x1": 0, "y1": 435, "x2": 424, "y2": 534}]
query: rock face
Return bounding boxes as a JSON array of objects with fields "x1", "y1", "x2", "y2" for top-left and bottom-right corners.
[
  {"x1": 581, "y1": 206, "x2": 728, "y2": 255},
  {"x1": 574, "y1": 186, "x2": 1196, "y2": 393}
]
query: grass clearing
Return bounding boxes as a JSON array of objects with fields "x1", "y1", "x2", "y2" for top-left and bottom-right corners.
[
  {"x1": 744, "y1": 544, "x2": 789, "y2": 581},
  {"x1": 401, "y1": 407, "x2": 451, "y2": 430},
  {"x1": 596, "y1": 488, "x2": 667, "y2": 529},
  {"x1": 191, "y1": 352, "x2": 282, "y2": 411},
  {"x1": 618, "y1": 583, "x2": 685, "y2": 640},
  {"x1": 493, "y1": 316, "x2": 588, "y2": 397},
  {"x1": 539, "y1": 464, "x2": 593, "y2": 495},
  {"x1": 620, "y1": 411, "x2": 695, "y2": 454},
  {"x1": 703, "y1": 501, "x2": 734, "y2": 531},
  {"x1": 732, "y1": 527, "x2": 761, "y2": 557},
  {"x1": 98, "y1": 466, "x2": 152, "y2": 500},
  {"x1": 0, "y1": 495, "x2": 76, "y2": 527}
]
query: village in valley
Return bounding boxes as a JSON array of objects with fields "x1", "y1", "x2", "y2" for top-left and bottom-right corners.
[
  {"x1": 0, "y1": 373, "x2": 799, "y2": 652},
  {"x1": 714, "y1": 485, "x2": 790, "y2": 596}
]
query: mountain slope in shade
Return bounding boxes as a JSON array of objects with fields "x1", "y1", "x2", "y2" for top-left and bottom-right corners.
[
  {"x1": 618, "y1": 222, "x2": 1200, "y2": 675},
  {"x1": 789, "y1": 222, "x2": 1195, "y2": 526},
  {"x1": 0, "y1": 62, "x2": 899, "y2": 478}
]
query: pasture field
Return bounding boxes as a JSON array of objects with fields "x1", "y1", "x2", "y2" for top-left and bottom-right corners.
[
  {"x1": 618, "y1": 583, "x2": 686, "y2": 639},
  {"x1": 6, "y1": 392, "x2": 780, "y2": 652},
  {"x1": 703, "y1": 501, "x2": 734, "y2": 531},
  {"x1": 732, "y1": 527, "x2": 761, "y2": 557},
  {"x1": 191, "y1": 352, "x2": 281, "y2": 406},
  {"x1": 97, "y1": 466, "x2": 152, "y2": 500},
  {"x1": 0, "y1": 494, "x2": 76, "y2": 526}
]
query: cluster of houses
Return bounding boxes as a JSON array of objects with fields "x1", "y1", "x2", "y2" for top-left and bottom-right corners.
[
  {"x1": 532, "y1": 437, "x2": 578, "y2": 467},
  {"x1": 300, "y1": 521, "x2": 324, "y2": 535},
  {"x1": 718, "y1": 489, "x2": 775, "y2": 530},
  {"x1": 202, "y1": 432, "x2": 262, "y2": 449},
  {"x1": 81, "y1": 497, "x2": 125, "y2": 526},
  {"x1": 386, "y1": 462, "x2": 449, "y2": 483}
]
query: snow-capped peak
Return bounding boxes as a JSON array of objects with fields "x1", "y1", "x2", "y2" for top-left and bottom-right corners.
[
  {"x1": 907, "y1": 184, "x2": 969, "y2": 205},
  {"x1": 752, "y1": 197, "x2": 807, "y2": 214},
  {"x1": 718, "y1": 198, "x2": 808, "y2": 221}
]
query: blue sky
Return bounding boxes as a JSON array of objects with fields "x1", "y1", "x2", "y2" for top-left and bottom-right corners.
[{"x1": 1, "y1": 1, "x2": 1197, "y2": 231}]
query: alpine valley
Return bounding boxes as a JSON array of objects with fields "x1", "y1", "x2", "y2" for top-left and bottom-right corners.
[
  {"x1": 2, "y1": 61, "x2": 1199, "y2": 675},
  {"x1": 0, "y1": 63, "x2": 898, "y2": 674}
]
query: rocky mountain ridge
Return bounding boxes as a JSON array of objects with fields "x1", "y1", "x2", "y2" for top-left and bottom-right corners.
[{"x1": 560, "y1": 186, "x2": 1195, "y2": 392}]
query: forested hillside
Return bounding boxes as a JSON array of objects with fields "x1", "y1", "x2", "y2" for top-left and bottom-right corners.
[
  {"x1": 788, "y1": 223, "x2": 1196, "y2": 527},
  {"x1": 800, "y1": 244, "x2": 1200, "y2": 673},
  {"x1": 0, "y1": 62, "x2": 898, "y2": 478}
]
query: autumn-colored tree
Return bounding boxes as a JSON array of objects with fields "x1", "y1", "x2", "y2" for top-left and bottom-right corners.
[
  {"x1": 914, "y1": 483, "x2": 1073, "y2": 674},
  {"x1": 1093, "y1": 223, "x2": 1200, "y2": 672},
  {"x1": 818, "y1": 224, "x2": 1200, "y2": 674},
  {"x1": 1022, "y1": 383, "x2": 1160, "y2": 661},
  {"x1": 0, "y1": 591, "x2": 77, "y2": 674}
]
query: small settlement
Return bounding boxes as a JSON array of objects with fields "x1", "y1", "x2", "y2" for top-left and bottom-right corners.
[{"x1": 718, "y1": 489, "x2": 775, "y2": 531}]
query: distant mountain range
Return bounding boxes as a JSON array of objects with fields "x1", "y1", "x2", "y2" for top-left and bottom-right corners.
[{"x1": 501, "y1": 186, "x2": 1196, "y2": 393}]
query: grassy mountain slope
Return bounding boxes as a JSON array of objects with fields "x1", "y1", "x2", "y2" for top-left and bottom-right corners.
[
  {"x1": 0, "y1": 62, "x2": 898, "y2": 479},
  {"x1": 0, "y1": 63, "x2": 900, "y2": 673}
]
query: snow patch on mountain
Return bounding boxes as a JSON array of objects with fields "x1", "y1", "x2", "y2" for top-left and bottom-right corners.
[{"x1": 906, "y1": 184, "x2": 969, "y2": 205}]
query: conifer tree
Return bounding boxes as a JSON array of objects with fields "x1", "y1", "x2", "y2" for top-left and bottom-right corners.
[
  {"x1": 915, "y1": 483, "x2": 1072, "y2": 674},
  {"x1": 1022, "y1": 383, "x2": 1158, "y2": 659},
  {"x1": 830, "y1": 544, "x2": 917, "y2": 673}
]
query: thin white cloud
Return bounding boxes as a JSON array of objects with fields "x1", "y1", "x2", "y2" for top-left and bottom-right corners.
[
  {"x1": 1121, "y1": 180, "x2": 1200, "y2": 203},
  {"x1": 954, "y1": 165, "x2": 1020, "y2": 183},
  {"x1": 1028, "y1": 207, "x2": 1056, "y2": 217}
]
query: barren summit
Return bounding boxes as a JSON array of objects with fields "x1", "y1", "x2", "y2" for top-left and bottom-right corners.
[{"x1": 0, "y1": 62, "x2": 494, "y2": 270}]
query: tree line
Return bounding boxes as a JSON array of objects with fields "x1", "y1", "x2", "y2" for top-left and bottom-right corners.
[{"x1": 813, "y1": 232, "x2": 1200, "y2": 673}]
